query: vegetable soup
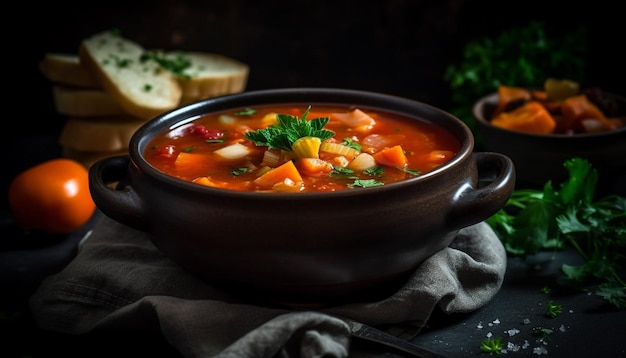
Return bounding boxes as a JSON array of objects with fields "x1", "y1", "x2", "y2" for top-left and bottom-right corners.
[{"x1": 143, "y1": 105, "x2": 461, "y2": 193}]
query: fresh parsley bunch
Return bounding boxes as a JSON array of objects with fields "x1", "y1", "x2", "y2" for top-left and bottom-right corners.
[
  {"x1": 244, "y1": 106, "x2": 334, "y2": 152},
  {"x1": 487, "y1": 157, "x2": 626, "y2": 309}
]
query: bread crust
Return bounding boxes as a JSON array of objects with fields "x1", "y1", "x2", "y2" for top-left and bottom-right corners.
[
  {"x1": 171, "y1": 52, "x2": 249, "y2": 102},
  {"x1": 52, "y1": 86, "x2": 128, "y2": 117},
  {"x1": 58, "y1": 116, "x2": 147, "y2": 152},
  {"x1": 39, "y1": 53, "x2": 101, "y2": 88}
]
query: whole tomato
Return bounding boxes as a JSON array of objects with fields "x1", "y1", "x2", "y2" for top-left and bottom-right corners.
[{"x1": 8, "y1": 158, "x2": 96, "y2": 235}]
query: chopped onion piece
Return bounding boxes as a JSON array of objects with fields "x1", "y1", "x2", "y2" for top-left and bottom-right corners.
[
  {"x1": 348, "y1": 153, "x2": 377, "y2": 171},
  {"x1": 218, "y1": 115, "x2": 236, "y2": 125},
  {"x1": 214, "y1": 143, "x2": 251, "y2": 160}
]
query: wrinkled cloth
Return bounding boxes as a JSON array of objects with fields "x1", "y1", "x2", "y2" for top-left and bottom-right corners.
[{"x1": 29, "y1": 215, "x2": 506, "y2": 358}]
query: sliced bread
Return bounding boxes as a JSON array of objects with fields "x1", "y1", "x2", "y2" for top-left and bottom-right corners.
[
  {"x1": 78, "y1": 30, "x2": 182, "y2": 120},
  {"x1": 58, "y1": 116, "x2": 146, "y2": 152},
  {"x1": 39, "y1": 53, "x2": 101, "y2": 88},
  {"x1": 168, "y1": 52, "x2": 249, "y2": 103},
  {"x1": 52, "y1": 86, "x2": 130, "y2": 117}
]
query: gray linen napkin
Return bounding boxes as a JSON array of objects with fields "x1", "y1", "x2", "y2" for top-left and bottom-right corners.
[{"x1": 29, "y1": 215, "x2": 506, "y2": 358}]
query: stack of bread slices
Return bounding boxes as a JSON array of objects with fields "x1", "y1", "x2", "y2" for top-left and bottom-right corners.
[{"x1": 40, "y1": 30, "x2": 249, "y2": 168}]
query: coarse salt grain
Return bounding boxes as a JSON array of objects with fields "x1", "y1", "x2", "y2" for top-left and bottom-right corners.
[{"x1": 506, "y1": 328, "x2": 520, "y2": 336}]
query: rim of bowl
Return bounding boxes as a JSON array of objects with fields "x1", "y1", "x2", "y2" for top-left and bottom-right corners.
[
  {"x1": 130, "y1": 88, "x2": 475, "y2": 198},
  {"x1": 473, "y1": 92, "x2": 626, "y2": 140}
]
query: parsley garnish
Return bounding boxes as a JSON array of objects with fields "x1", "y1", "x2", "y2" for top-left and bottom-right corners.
[
  {"x1": 235, "y1": 108, "x2": 256, "y2": 116},
  {"x1": 364, "y1": 166, "x2": 384, "y2": 177},
  {"x1": 348, "y1": 179, "x2": 384, "y2": 189},
  {"x1": 486, "y1": 157, "x2": 626, "y2": 309},
  {"x1": 342, "y1": 137, "x2": 361, "y2": 151},
  {"x1": 546, "y1": 300, "x2": 563, "y2": 318},
  {"x1": 244, "y1": 106, "x2": 334, "y2": 152},
  {"x1": 231, "y1": 167, "x2": 249, "y2": 176},
  {"x1": 480, "y1": 337, "x2": 503, "y2": 354},
  {"x1": 140, "y1": 51, "x2": 192, "y2": 78}
]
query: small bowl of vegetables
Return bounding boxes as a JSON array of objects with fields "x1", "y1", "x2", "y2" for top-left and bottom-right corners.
[{"x1": 472, "y1": 79, "x2": 626, "y2": 196}]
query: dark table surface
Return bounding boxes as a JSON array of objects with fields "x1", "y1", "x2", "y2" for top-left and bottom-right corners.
[{"x1": 2, "y1": 134, "x2": 625, "y2": 358}]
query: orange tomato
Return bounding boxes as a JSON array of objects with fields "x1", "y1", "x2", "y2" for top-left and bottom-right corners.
[{"x1": 8, "y1": 158, "x2": 95, "y2": 235}]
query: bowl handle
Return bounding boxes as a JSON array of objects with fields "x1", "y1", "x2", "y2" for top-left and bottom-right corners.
[
  {"x1": 88, "y1": 155, "x2": 150, "y2": 232},
  {"x1": 449, "y1": 152, "x2": 516, "y2": 229}
]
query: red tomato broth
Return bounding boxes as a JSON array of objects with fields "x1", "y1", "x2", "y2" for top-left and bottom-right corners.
[{"x1": 143, "y1": 105, "x2": 462, "y2": 192}]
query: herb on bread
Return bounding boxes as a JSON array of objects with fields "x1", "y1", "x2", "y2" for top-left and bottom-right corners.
[{"x1": 141, "y1": 51, "x2": 193, "y2": 79}]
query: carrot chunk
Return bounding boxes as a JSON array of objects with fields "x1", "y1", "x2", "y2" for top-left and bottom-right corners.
[
  {"x1": 295, "y1": 158, "x2": 333, "y2": 177},
  {"x1": 254, "y1": 160, "x2": 303, "y2": 188},
  {"x1": 373, "y1": 145, "x2": 408, "y2": 168},
  {"x1": 491, "y1": 101, "x2": 556, "y2": 134},
  {"x1": 561, "y1": 94, "x2": 616, "y2": 133},
  {"x1": 494, "y1": 85, "x2": 532, "y2": 116}
]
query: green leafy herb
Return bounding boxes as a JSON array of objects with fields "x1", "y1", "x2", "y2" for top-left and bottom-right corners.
[
  {"x1": 480, "y1": 337, "x2": 503, "y2": 354},
  {"x1": 400, "y1": 167, "x2": 421, "y2": 176},
  {"x1": 244, "y1": 106, "x2": 334, "y2": 152},
  {"x1": 235, "y1": 108, "x2": 256, "y2": 116},
  {"x1": 487, "y1": 157, "x2": 626, "y2": 309},
  {"x1": 182, "y1": 146, "x2": 195, "y2": 153},
  {"x1": 231, "y1": 167, "x2": 248, "y2": 176},
  {"x1": 546, "y1": 300, "x2": 563, "y2": 318},
  {"x1": 342, "y1": 137, "x2": 362, "y2": 151},
  {"x1": 364, "y1": 166, "x2": 384, "y2": 177},
  {"x1": 140, "y1": 51, "x2": 192, "y2": 78},
  {"x1": 347, "y1": 179, "x2": 384, "y2": 189}
]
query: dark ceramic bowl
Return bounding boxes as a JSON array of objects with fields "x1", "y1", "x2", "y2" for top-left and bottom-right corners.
[
  {"x1": 89, "y1": 88, "x2": 515, "y2": 305},
  {"x1": 473, "y1": 92, "x2": 626, "y2": 196}
]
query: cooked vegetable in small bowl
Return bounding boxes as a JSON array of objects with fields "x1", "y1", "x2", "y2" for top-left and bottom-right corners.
[
  {"x1": 473, "y1": 79, "x2": 626, "y2": 195},
  {"x1": 90, "y1": 88, "x2": 515, "y2": 305}
]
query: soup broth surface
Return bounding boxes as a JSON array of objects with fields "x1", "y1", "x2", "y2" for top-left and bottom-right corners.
[{"x1": 144, "y1": 104, "x2": 462, "y2": 192}]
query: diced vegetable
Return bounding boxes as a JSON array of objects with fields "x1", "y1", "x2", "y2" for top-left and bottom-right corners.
[
  {"x1": 253, "y1": 160, "x2": 303, "y2": 188},
  {"x1": 292, "y1": 136, "x2": 322, "y2": 159},
  {"x1": 561, "y1": 94, "x2": 616, "y2": 132},
  {"x1": 544, "y1": 78, "x2": 580, "y2": 101},
  {"x1": 347, "y1": 153, "x2": 377, "y2": 171},
  {"x1": 214, "y1": 143, "x2": 251, "y2": 160},
  {"x1": 260, "y1": 149, "x2": 283, "y2": 167},
  {"x1": 494, "y1": 85, "x2": 532, "y2": 116},
  {"x1": 296, "y1": 158, "x2": 333, "y2": 176},
  {"x1": 320, "y1": 141, "x2": 359, "y2": 160},
  {"x1": 373, "y1": 145, "x2": 408, "y2": 168},
  {"x1": 333, "y1": 109, "x2": 376, "y2": 133},
  {"x1": 491, "y1": 101, "x2": 556, "y2": 134}
]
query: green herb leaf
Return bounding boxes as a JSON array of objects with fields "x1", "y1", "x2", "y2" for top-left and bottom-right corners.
[
  {"x1": 480, "y1": 337, "x2": 503, "y2": 354},
  {"x1": 244, "y1": 106, "x2": 335, "y2": 152},
  {"x1": 348, "y1": 179, "x2": 384, "y2": 189},
  {"x1": 546, "y1": 300, "x2": 563, "y2": 318},
  {"x1": 235, "y1": 108, "x2": 256, "y2": 116},
  {"x1": 486, "y1": 157, "x2": 626, "y2": 309}
]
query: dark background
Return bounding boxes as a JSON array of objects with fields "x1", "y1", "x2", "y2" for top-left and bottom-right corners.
[{"x1": 3, "y1": 0, "x2": 625, "y2": 206}]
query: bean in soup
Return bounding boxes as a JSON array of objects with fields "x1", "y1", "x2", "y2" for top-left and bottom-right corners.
[{"x1": 143, "y1": 105, "x2": 461, "y2": 193}]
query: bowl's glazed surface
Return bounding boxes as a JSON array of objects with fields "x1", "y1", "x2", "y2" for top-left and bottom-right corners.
[{"x1": 90, "y1": 88, "x2": 515, "y2": 304}]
